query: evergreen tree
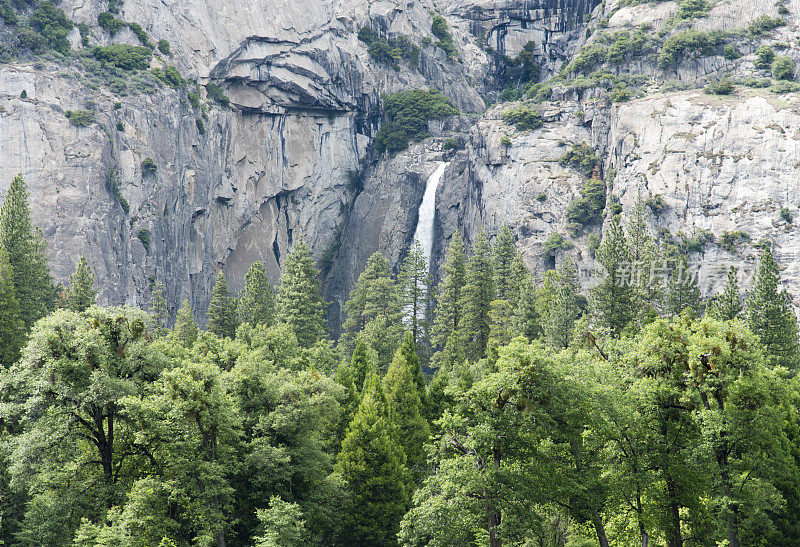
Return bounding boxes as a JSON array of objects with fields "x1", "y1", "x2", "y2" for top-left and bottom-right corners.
[
  {"x1": 665, "y1": 254, "x2": 702, "y2": 318},
  {"x1": 536, "y1": 258, "x2": 581, "y2": 349},
  {"x1": 0, "y1": 174, "x2": 55, "y2": 329},
  {"x1": 275, "y1": 239, "x2": 327, "y2": 347},
  {"x1": 431, "y1": 233, "x2": 467, "y2": 348},
  {"x1": 335, "y1": 371, "x2": 411, "y2": 545},
  {"x1": 591, "y1": 215, "x2": 635, "y2": 335},
  {"x1": 512, "y1": 273, "x2": 541, "y2": 340},
  {"x1": 149, "y1": 280, "x2": 169, "y2": 337},
  {"x1": 0, "y1": 244, "x2": 24, "y2": 366},
  {"x1": 493, "y1": 224, "x2": 520, "y2": 303},
  {"x1": 238, "y1": 261, "x2": 274, "y2": 327},
  {"x1": 709, "y1": 266, "x2": 743, "y2": 321},
  {"x1": 746, "y1": 248, "x2": 800, "y2": 370},
  {"x1": 174, "y1": 299, "x2": 198, "y2": 348},
  {"x1": 460, "y1": 233, "x2": 495, "y2": 361},
  {"x1": 341, "y1": 252, "x2": 403, "y2": 368},
  {"x1": 383, "y1": 332, "x2": 430, "y2": 476},
  {"x1": 626, "y1": 199, "x2": 661, "y2": 318},
  {"x1": 207, "y1": 271, "x2": 239, "y2": 339},
  {"x1": 400, "y1": 241, "x2": 429, "y2": 348},
  {"x1": 67, "y1": 255, "x2": 96, "y2": 312},
  {"x1": 349, "y1": 337, "x2": 372, "y2": 394}
]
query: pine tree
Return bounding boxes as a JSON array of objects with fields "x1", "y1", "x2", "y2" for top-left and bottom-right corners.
[
  {"x1": 400, "y1": 241, "x2": 429, "y2": 348},
  {"x1": 512, "y1": 272, "x2": 541, "y2": 340},
  {"x1": 536, "y1": 258, "x2": 581, "y2": 349},
  {"x1": 626, "y1": 199, "x2": 661, "y2": 318},
  {"x1": 149, "y1": 280, "x2": 169, "y2": 337},
  {"x1": 207, "y1": 271, "x2": 239, "y2": 339},
  {"x1": 0, "y1": 174, "x2": 55, "y2": 329},
  {"x1": 708, "y1": 266, "x2": 743, "y2": 321},
  {"x1": 0, "y1": 244, "x2": 24, "y2": 366},
  {"x1": 746, "y1": 248, "x2": 800, "y2": 370},
  {"x1": 665, "y1": 254, "x2": 702, "y2": 318},
  {"x1": 238, "y1": 261, "x2": 274, "y2": 327},
  {"x1": 492, "y1": 224, "x2": 520, "y2": 303},
  {"x1": 67, "y1": 256, "x2": 96, "y2": 312},
  {"x1": 460, "y1": 233, "x2": 495, "y2": 362},
  {"x1": 349, "y1": 337, "x2": 372, "y2": 394},
  {"x1": 383, "y1": 332, "x2": 430, "y2": 476},
  {"x1": 174, "y1": 299, "x2": 198, "y2": 348},
  {"x1": 431, "y1": 233, "x2": 467, "y2": 348},
  {"x1": 341, "y1": 252, "x2": 403, "y2": 368},
  {"x1": 275, "y1": 239, "x2": 327, "y2": 347},
  {"x1": 335, "y1": 371, "x2": 411, "y2": 545},
  {"x1": 591, "y1": 215, "x2": 635, "y2": 335}
]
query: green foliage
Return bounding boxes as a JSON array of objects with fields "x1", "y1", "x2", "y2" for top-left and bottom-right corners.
[
  {"x1": 207, "y1": 271, "x2": 239, "y2": 339},
  {"x1": 657, "y1": 30, "x2": 725, "y2": 69},
  {"x1": 105, "y1": 167, "x2": 130, "y2": 214},
  {"x1": 566, "y1": 173, "x2": 606, "y2": 226},
  {"x1": 718, "y1": 229, "x2": 750, "y2": 253},
  {"x1": 781, "y1": 207, "x2": 794, "y2": 223},
  {"x1": 499, "y1": 41, "x2": 540, "y2": 91},
  {"x1": 29, "y1": 1, "x2": 73, "y2": 54},
  {"x1": 442, "y1": 137, "x2": 464, "y2": 151},
  {"x1": 708, "y1": 266, "x2": 743, "y2": 321},
  {"x1": 723, "y1": 43, "x2": 741, "y2": 60},
  {"x1": 543, "y1": 232, "x2": 574, "y2": 256},
  {"x1": 374, "y1": 89, "x2": 459, "y2": 154},
  {"x1": 136, "y1": 228, "x2": 151, "y2": 251},
  {"x1": 772, "y1": 56, "x2": 795, "y2": 80},
  {"x1": 755, "y1": 45, "x2": 775, "y2": 69},
  {"x1": 431, "y1": 14, "x2": 456, "y2": 59},
  {"x1": 704, "y1": 77, "x2": 734, "y2": 94},
  {"x1": 275, "y1": 239, "x2": 327, "y2": 346},
  {"x1": 141, "y1": 157, "x2": 157, "y2": 175},
  {"x1": 205, "y1": 82, "x2": 230, "y2": 107},
  {"x1": 65, "y1": 109, "x2": 94, "y2": 127},
  {"x1": 67, "y1": 255, "x2": 96, "y2": 312},
  {"x1": 460, "y1": 233, "x2": 495, "y2": 361},
  {"x1": 0, "y1": 0, "x2": 17, "y2": 26},
  {"x1": 591, "y1": 215, "x2": 635, "y2": 335},
  {"x1": 157, "y1": 39, "x2": 171, "y2": 55},
  {"x1": 569, "y1": 43, "x2": 607, "y2": 73},
  {"x1": 665, "y1": 254, "x2": 701, "y2": 317},
  {"x1": 254, "y1": 497, "x2": 310, "y2": 546},
  {"x1": 127, "y1": 22, "x2": 151, "y2": 47},
  {"x1": 501, "y1": 105, "x2": 543, "y2": 131},
  {"x1": 97, "y1": 11, "x2": 125, "y2": 35},
  {"x1": 770, "y1": 80, "x2": 800, "y2": 93},
  {"x1": 0, "y1": 243, "x2": 24, "y2": 366},
  {"x1": 365, "y1": 32, "x2": 419, "y2": 69},
  {"x1": 93, "y1": 44, "x2": 153, "y2": 70},
  {"x1": 674, "y1": 0, "x2": 709, "y2": 20},
  {"x1": 558, "y1": 142, "x2": 602, "y2": 176},
  {"x1": 357, "y1": 26, "x2": 377, "y2": 44},
  {"x1": 173, "y1": 298, "x2": 198, "y2": 347},
  {"x1": 237, "y1": 261, "x2": 274, "y2": 328},
  {"x1": 431, "y1": 233, "x2": 467, "y2": 348},
  {"x1": 536, "y1": 258, "x2": 581, "y2": 349},
  {"x1": 162, "y1": 65, "x2": 185, "y2": 88},
  {"x1": 749, "y1": 14, "x2": 786, "y2": 35},
  {"x1": 500, "y1": 134, "x2": 512, "y2": 147}
]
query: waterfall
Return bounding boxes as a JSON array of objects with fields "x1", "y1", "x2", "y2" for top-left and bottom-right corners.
[{"x1": 412, "y1": 161, "x2": 448, "y2": 267}]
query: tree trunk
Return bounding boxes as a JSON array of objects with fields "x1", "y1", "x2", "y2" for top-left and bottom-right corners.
[
  {"x1": 591, "y1": 510, "x2": 610, "y2": 547},
  {"x1": 664, "y1": 475, "x2": 683, "y2": 547}
]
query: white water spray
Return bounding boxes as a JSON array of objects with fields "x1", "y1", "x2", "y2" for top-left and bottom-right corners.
[{"x1": 412, "y1": 161, "x2": 448, "y2": 267}]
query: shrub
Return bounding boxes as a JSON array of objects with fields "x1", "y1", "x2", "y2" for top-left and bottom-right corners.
[
  {"x1": 205, "y1": 82, "x2": 230, "y2": 107},
  {"x1": 558, "y1": 143, "x2": 601, "y2": 176},
  {"x1": 109, "y1": 78, "x2": 128, "y2": 95},
  {"x1": 196, "y1": 118, "x2": 205, "y2": 134},
  {"x1": 675, "y1": 0, "x2": 709, "y2": 20},
  {"x1": 163, "y1": 66, "x2": 185, "y2": 88},
  {"x1": 157, "y1": 39, "x2": 171, "y2": 55},
  {"x1": 569, "y1": 44, "x2": 608, "y2": 73},
  {"x1": 742, "y1": 76, "x2": 771, "y2": 88},
  {"x1": 188, "y1": 91, "x2": 200, "y2": 108},
  {"x1": 683, "y1": 229, "x2": 714, "y2": 253},
  {"x1": 588, "y1": 233, "x2": 601, "y2": 258},
  {"x1": 718, "y1": 230, "x2": 750, "y2": 253},
  {"x1": 499, "y1": 41, "x2": 540, "y2": 90},
  {"x1": 544, "y1": 232, "x2": 573, "y2": 256},
  {"x1": 374, "y1": 89, "x2": 459, "y2": 153},
  {"x1": 772, "y1": 56, "x2": 794, "y2": 80},
  {"x1": 65, "y1": 110, "x2": 94, "y2": 127},
  {"x1": 502, "y1": 105, "x2": 543, "y2": 131},
  {"x1": 141, "y1": 157, "x2": 157, "y2": 175},
  {"x1": 646, "y1": 193, "x2": 668, "y2": 214},
  {"x1": 0, "y1": 0, "x2": 17, "y2": 25},
  {"x1": 442, "y1": 137, "x2": 464, "y2": 151},
  {"x1": 770, "y1": 80, "x2": 799, "y2": 93},
  {"x1": 128, "y1": 23, "x2": 151, "y2": 48},
  {"x1": 97, "y1": 12, "x2": 125, "y2": 35},
  {"x1": 431, "y1": 15, "x2": 456, "y2": 59},
  {"x1": 610, "y1": 86, "x2": 632, "y2": 102},
  {"x1": 30, "y1": 1, "x2": 73, "y2": 54},
  {"x1": 93, "y1": 44, "x2": 152, "y2": 70},
  {"x1": 565, "y1": 175, "x2": 606, "y2": 226},
  {"x1": 657, "y1": 30, "x2": 725, "y2": 69},
  {"x1": 77, "y1": 22, "x2": 90, "y2": 47},
  {"x1": 345, "y1": 169, "x2": 361, "y2": 191},
  {"x1": 748, "y1": 15, "x2": 786, "y2": 35},
  {"x1": 723, "y1": 44, "x2": 741, "y2": 60},
  {"x1": 20, "y1": 89, "x2": 27, "y2": 99},
  {"x1": 780, "y1": 207, "x2": 793, "y2": 223},
  {"x1": 755, "y1": 45, "x2": 775, "y2": 69},
  {"x1": 704, "y1": 78, "x2": 734, "y2": 95},
  {"x1": 137, "y1": 229, "x2": 151, "y2": 251},
  {"x1": 368, "y1": 40, "x2": 401, "y2": 68},
  {"x1": 105, "y1": 167, "x2": 130, "y2": 214},
  {"x1": 358, "y1": 26, "x2": 377, "y2": 44},
  {"x1": 500, "y1": 134, "x2": 512, "y2": 147},
  {"x1": 116, "y1": 121, "x2": 124, "y2": 131}
]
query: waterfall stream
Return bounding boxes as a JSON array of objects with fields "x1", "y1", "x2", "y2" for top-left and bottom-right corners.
[{"x1": 412, "y1": 161, "x2": 448, "y2": 267}]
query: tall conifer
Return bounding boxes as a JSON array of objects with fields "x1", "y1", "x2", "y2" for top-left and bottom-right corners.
[
  {"x1": 591, "y1": 215, "x2": 635, "y2": 335},
  {"x1": 460, "y1": 233, "x2": 495, "y2": 361},
  {"x1": 275, "y1": 239, "x2": 327, "y2": 347},
  {"x1": 238, "y1": 261, "x2": 274, "y2": 327},
  {"x1": 207, "y1": 271, "x2": 238, "y2": 339},
  {"x1": 431, "y1": 233, "x2": 466, "y2": 348},
  {"x1": 67, "y1": 256, "x2": 96, "y2": 313},
  {"x1": 0, "y1": 244, "x2": 24, "y2": 366}
]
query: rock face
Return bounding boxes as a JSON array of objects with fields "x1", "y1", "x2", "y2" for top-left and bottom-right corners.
[{"x1": 3, "y1": 0, "x2": 800, "y2": 327}]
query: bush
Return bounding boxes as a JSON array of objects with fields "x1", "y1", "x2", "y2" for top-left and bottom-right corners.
[
  {"x1": 502, "y1": 105, "x2": 543, "y2": 131},
  {"x1": 205, "y1": 82, "x2": 230, "y2": 107},
  {"x1": 675, "y1": 0, "x2": 709, "y2": 20},
  {"x1": 374, "y1": 89, "x2": 459, "y2": 153},
  {"x1": 196, "y1": 118, "x2": 205, "y2": 134},
  {"x1": 97, "y1": 12, "x2": 125, "y2": 35},
  {"x1": 431, "y1": 15, "x2": 456, "y2": 59},
  {"x1": 30, "y1": 1, "x2": 73, "y2": 54},
  {"x1": 704, "y1": 78, "x2": 734, "y2": 95},
  {"x1": 565, "y1": 175, "x2": 606, "y2": 226},
  {"x1": 358, "y1": 26, "x2": 377, "y2": 44},
  {"x1": 109, "y1": 78, "x2": 128, "y2": 95},
  {"x1": 128, "y1": 23, "x2": 151, "y2": 48},
  {"x1": 569, "y1": 44, "x2": 607, "y2": 74},
  {"x1": 137, "y1": 229, "x2": 151, "y2": 251},
  {"x1": 770, "y1": 80, "x2": 799, "y2": 93},
  {"x1": 93, "y1": 44, "x2": 152, "y2": 70},
  {"x1": 772, "y1": 56, "x2": 794, "y2": 80},
  {"x1": 499, "y1": 41, "x2": 540, "y2": 90},
  {"x1": 163, "y1": 65, "x2": 185, "y2": 88},
  {"x1": 544, "y1": 232, "x2": 573, "y2": 256},
  {"x1": 755, "y1": 45, "x2": 775, "y2": 69},
  {"x1": 748, "y1": 15, "x2": 786, "y2": 35},
  {"x1": 141, "y1": 157, "x2": 157, "y2": 175},
  {"x1": 723, "y1": 44, "x2": 740, "y2": 60},
  {"x1": 742, "y1": 76, "x2": 771, "y2": 88},
  {"x1": 683, "y1": 229, "x2": 714, "y2": 253},
  {"x1": 657, "y1": 30, "x2": 725, "y2": 69},
  {"x1": 588, "y1": 233, "x2": 601, "y2": 258},
  {"x1": 780, "y1": 207, "x2": 793, "y2": 223},
  {"x1": 65, "y1": 110, "x2": 95, "y2": 127},
  {"x1": 558, "y1": 143, "x2": 601, "y2": 176},
  {"x1": 0, "y1": 0, "x2": 17, "y2": 25},
  {"x1": 500, "y1": 134, "x2": 512, "y2": 147},
  {"x1": 645, "y1": 194, "x2": 668, "y2": 214},
  {"x1": 442, "y1": 137, "x2": 464, "y2": 151},
  {"x1": 105, "y1": 167, "x2": 130, "y2": 214},
  {"x1": 368, "y1": 40, "x2": 401, "y2": 68},
  {"x1": 719, "y1": 230, "x2": 750, "y2": 253},
  {"x1": 116, "y1": 121, "x2": 124, "y2": 131},
  {"x1": 157, "y1": 39, "x2": 171, "y2": 55}
]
